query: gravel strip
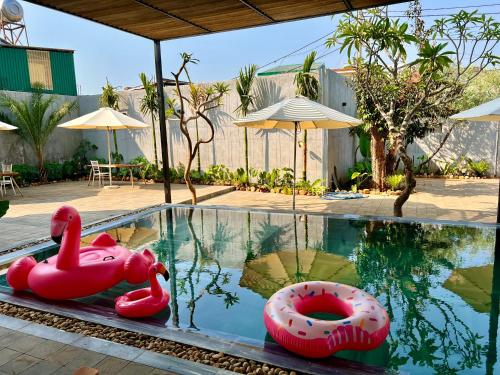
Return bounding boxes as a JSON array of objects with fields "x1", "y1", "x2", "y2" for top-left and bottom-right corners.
[{"x1": 0, "y1": 302, "x2": 301, "y2": 375}]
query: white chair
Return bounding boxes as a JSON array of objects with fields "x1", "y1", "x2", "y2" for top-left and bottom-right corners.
[
  {"x1": 1, "y1": 164, "x2": 15, "y2": 196},
  {"x1": 89, "y1": 160, "x2": 110, "y2": 186}
]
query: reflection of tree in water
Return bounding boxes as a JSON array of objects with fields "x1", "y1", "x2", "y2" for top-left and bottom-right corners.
[
  {"x1": 175, "y1": 209, "x2": 239, "y2": 330},
  {"x1": 211, "y1": 219, "x2": 237, "y2": 255},
  {"x1": 355, "y1": 221, "x2": 488, "y2": 372},
  {"x1": 254, "y1": 214, "x2": 291, "y2": 255}
]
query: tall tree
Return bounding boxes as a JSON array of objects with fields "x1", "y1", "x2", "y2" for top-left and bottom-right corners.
[
  {"x1": 327, "y1": 8, "x2": 500, "y2": 216},
  {"x1": 99, "y1": 80, "x2": 121, "y2": 162},
  {"x1": 138, "y1": 73, "x2": 160, "y2": 167},
  {"x1": 235, "y1": 64, "x2": 257, "y2": 181},
  {"x1": 167, "y1": 53, "x2": 229, "y2": 204},
  {"x1": 294, "y1": 51, "x2": 319, "y2": 181},
  {"x1": 0, "y1": 85, "x2": 76, "y2": 181},
  {"x1": 188, "y1": 83, "x2": 206, "y2": 173}
]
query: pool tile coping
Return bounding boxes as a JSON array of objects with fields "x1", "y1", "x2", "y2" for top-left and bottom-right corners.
[{"x1": 0, "y1": 313, "x2": 234, "y2": 375}]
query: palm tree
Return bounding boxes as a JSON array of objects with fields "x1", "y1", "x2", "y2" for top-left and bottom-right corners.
[
  {"x1": 294, "y1": 51, "x2": 319, "y2": 181},
  {"x1": 235, "y1": 64, "x2": 257, "y2": 180},
  {"x1": 138, "y1": 73, "x2": 160, "y2": 167},
  {"x1": 0, "y1": 85, "x2": 76, "y2": 182},
  {"x1": 99, "y1": 80, "x2": 121, "y2": 162}
]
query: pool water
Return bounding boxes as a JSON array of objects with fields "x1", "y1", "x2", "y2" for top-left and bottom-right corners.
[{"x1": 1, "y1": 206, "x2": 499, "y2": 374}]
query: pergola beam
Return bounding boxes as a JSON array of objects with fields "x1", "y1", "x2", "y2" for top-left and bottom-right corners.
[
  {"x1": 238, "y1": 0, "x2": 275, "y2": 22},
  {"x1": 134, "y1": 0, "x2": 211, "y2": 33},
  {"x1": 343, "y1": 0, "x2": 354, "y2": 10}
]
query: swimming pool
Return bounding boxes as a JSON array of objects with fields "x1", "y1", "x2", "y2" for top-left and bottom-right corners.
[{"x1": 0, "y1": 205, "x2": 498, "y2": 374}]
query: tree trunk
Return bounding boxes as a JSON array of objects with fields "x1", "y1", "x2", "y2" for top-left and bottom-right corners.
[
  {"x1": 386, "y1": 146, "x2": 398, "y2": 175},
  {"x1": 393, "y1": 141, "x2": 416, "y2": 217},
  {"x1": 302, "y1": 130, "x2": 307, "y2": 181},
  {"x1": 196, "y1": 119, "x2": 201, "y2": 173},
  {"x1": 184, "y1": 156, "x2": 197, "y2": 205},
  {"x1": 151, "y1": 114, "x2": 159, "y2": 168},
  {"x1": 370, "y1": 126, "x2": 386, "y2": 190},
  {"x1": 244, "y1": 128, "x2": 249, "y2": 181},
  {"x1": 37, "y1": 150, "x2": 47, "y2": 183},
  {"x1": 112, "y1": 130, "x2": 119, "y2": 162}
]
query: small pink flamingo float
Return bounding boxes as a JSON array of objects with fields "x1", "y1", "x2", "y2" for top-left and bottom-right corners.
[
  {"x1": 115, "y1": 262, "x2": 170, "y2": 318},
  {"x1": 7, "y1": 205, "x2": 155, "y2": 300}
]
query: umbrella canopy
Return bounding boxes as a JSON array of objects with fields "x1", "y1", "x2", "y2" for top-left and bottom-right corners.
[
  {"x1": 0, "y1": 121, "x2": 17, "y2": 131},
  {"x1": 81, "y1": 227, "x2": 158, "y2": 249},
  {"x1": 450, "y1": 97, "x2": 500, "y2": 122},
  {"x1": 443, "y1": 264, "x2": 493, "y2": 313},
  {"x1": 234, "y1": 97, "x2": 362, "y2": 129},
  {"x1": 234, "y1": 97, "x2": 362, "y2": 209},
  {"x1": 240, "y1": 249, "x2": 359, "y2": 299},
  {"x1": 58, "y1": 107, "x2": 149, "y2": 188}
]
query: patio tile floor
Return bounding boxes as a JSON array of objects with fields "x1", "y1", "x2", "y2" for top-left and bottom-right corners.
[
  {"x1": 201, "y1": 178, "x2": 500, "y2": 224},
  {"x1": 0, "y1": 182, "x2": 233, "y2": 249}
]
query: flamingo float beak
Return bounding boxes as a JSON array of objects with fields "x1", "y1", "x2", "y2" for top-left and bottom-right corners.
[
  {"x1": 51, "y1": 219, "x2": 66, "y2": 244},
  {"x1": 156, "y1": 263, "x2": 169, "y2": 282}
]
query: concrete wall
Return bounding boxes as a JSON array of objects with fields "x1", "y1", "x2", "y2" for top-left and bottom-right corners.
[
  {"x1": 0, "y1": 90, "x2": 81, "y2": 166},
  {"x1": 408, "y1": 121, "x2": 500, "y2": 176},
  {"x1": 80, "y1": 71, "x2": 357, "y2": 182}
]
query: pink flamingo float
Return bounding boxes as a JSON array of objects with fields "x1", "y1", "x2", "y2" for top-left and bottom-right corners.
[
  {"x1": 7, "y1": 205, "x2": 155, "y2": 300},
  {"x1": 115, "y1": 262, "x2": 170, "y2": 318}
]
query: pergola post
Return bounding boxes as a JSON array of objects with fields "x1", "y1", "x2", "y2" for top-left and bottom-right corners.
[{"x1": 154, "y1": 40, "x2": 172, "y2": 203}]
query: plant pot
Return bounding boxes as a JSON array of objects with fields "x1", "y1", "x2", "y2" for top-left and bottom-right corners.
[
  {"x1": 250, "y1": 186, "x2": 256, "y2": 192},
  {"x1": 298, "y1": 189, "x2": 307, "y2": 195}
]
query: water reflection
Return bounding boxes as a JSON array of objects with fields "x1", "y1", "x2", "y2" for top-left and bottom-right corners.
[{"x1": 73, "y1": 207, "x2": 499, "y2": 374}]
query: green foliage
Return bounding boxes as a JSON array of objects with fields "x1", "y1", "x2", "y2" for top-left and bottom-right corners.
[
  {"x1": 385, "y1": 174, "x2": 406, "y2": 191},
  {"x1": 44, "y1": 163, "x2": 64, "y2": 181},
  {"x1": 99, "y1": 80, "x2": 120, "y2": 110},
  {"x1": 456, "y1": 70, "x2": 500, "y2": 111},
  {"x1": 205, "y1": 164, "x2": 231, "y2": 185},
  {"x1": 294, "y1": 51, "x2": 320, "y2": 100},
  {"x1": 466, "y1": 159, "x2": 490, "y2": 177},
  {"x1": 12, "y1": 164, "x2": 40, "y2": 185},
  {"x1": 0, "y1": 200, "x2": 8, "y2": 219},
  {"x1": 309, "y1": 179, "x2": 327, "y2": 196},
  {"x1": 0, "y1": 85, "x2": 77, "y2": 179},
  {"x1": 235, "y1": 65, "x2": 258, "y2": 117},
  {"x1": 72, "y1": 140, "x2": 98, "y2": 176},
  {"x1": 62, "y1": 160, "x2": 75, "y2": 179}
]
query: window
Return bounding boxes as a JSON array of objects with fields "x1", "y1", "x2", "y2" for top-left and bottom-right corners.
[{"x1": 27, "y1": 50, "x2": 53, "y2": 90}]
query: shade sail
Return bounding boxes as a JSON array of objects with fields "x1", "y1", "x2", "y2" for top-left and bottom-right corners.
[
  {"x1": 240, "y1": 249, "x2": 359, "y2": 299},
  {"x1": 58, "y1": 107, "x2": 150, "y2": 130},
  {"x1": 234, "y1": 97, "x2": 362, "y2": 129},
  {"x1": 450, "y1": 98, "x2": 500, "y2": 122},
  {"x1": 25, "y1": 0, "x2": 408, "y2": 41},
  {"x1": 0, "y1": 121, "x2": 17, "y2": 131},
  {"x1": 443, "y1": 265, "x2": 493, "y2": 313}
]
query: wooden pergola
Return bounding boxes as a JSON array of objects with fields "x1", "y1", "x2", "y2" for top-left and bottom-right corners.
[{"x1": 26, "y1": 0, "x2": 408, "y2": 202}]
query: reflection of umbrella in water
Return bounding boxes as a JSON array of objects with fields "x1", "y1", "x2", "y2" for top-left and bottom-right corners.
[
  {"x1": 81, "y1": 227, "x2": 158, "y2": 249},
  {"x1": 444, "y1": 264, "x2": 493, "y2": 313},
  {"x1": 240, "y1": 249, "x2": 359, "y2": 299}
]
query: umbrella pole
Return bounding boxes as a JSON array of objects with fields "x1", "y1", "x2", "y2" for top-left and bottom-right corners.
[
  {"x1": 107, "y1": 128, "x2": 113, "y2": 187},
  {"x1": 293, "y1": 122, "x2": 298, "y2": 211}
]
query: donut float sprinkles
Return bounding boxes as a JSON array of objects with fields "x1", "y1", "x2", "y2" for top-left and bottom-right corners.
[{"x1": 264, "y1": 281, "x2": 390, "y2": 358}]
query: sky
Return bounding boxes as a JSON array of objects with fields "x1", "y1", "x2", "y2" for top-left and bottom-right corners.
[{"x1": 18, "y1": 0, "x2": 500, "y2": 95}]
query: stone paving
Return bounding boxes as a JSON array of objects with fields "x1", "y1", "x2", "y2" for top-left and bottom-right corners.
[
  {"x1": 0, "y1": 182, "x2": 233, "y2": 249},
  {"x1": 201, "y1": 178, "x2": 500, "y2": 224}
]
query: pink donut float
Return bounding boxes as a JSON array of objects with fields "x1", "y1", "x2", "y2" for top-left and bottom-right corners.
[{"x1": 264, "y1": 281, "x2": 390, "y2": 358}]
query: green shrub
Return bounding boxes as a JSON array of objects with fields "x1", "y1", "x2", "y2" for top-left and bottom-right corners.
[
  {"x1": 62, "y1": 160, "x2": 76, "y2": 179},
  {"x1": 385, "y1": 174, "x2": 405, "y2": 190},
  {"x1": 13, "y1": 164, "x2": 39, "y2": 185},
  {"x1": 72, "y1": 140, "x2": 98, "y2": 177},
  {"x1": 466, "y1": 158, "x2": 490, "y2": 177},
  {"x1": 45, "y1": 163, "x2": 64, "y2": 181},
  {"x1": 0, "y1": 200, "x2": 8, "y2": 219},
  {"x1": 309, "y1": 179, "x2": 326, "y2": 196}
]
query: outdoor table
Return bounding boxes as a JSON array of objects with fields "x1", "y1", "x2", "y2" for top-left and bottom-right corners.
[
  {"x1": 0, "y1": 172, "x2": 23, "y2": 197},
  {"x1": 87, "y1": 163, "x2": 143, "y2": 188}
]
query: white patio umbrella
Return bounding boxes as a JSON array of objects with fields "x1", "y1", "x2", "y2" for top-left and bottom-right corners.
[
  {"x1": 450, "y1": 97, "x2": 500, "y2": 223},
  {"x1": 0, "y1": 121, "x2": 17, "y2": 131},
  {"x1": 234, "y1": 96, "x2": 362, "y2": 209},
  {"x1": 58, "y1": 107, "x2": 149, "y2": 188}
]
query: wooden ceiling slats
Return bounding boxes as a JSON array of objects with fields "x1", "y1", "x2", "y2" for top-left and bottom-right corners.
[{"x1": 25, "y1": 0, "x2": 407, "y2": 40}]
